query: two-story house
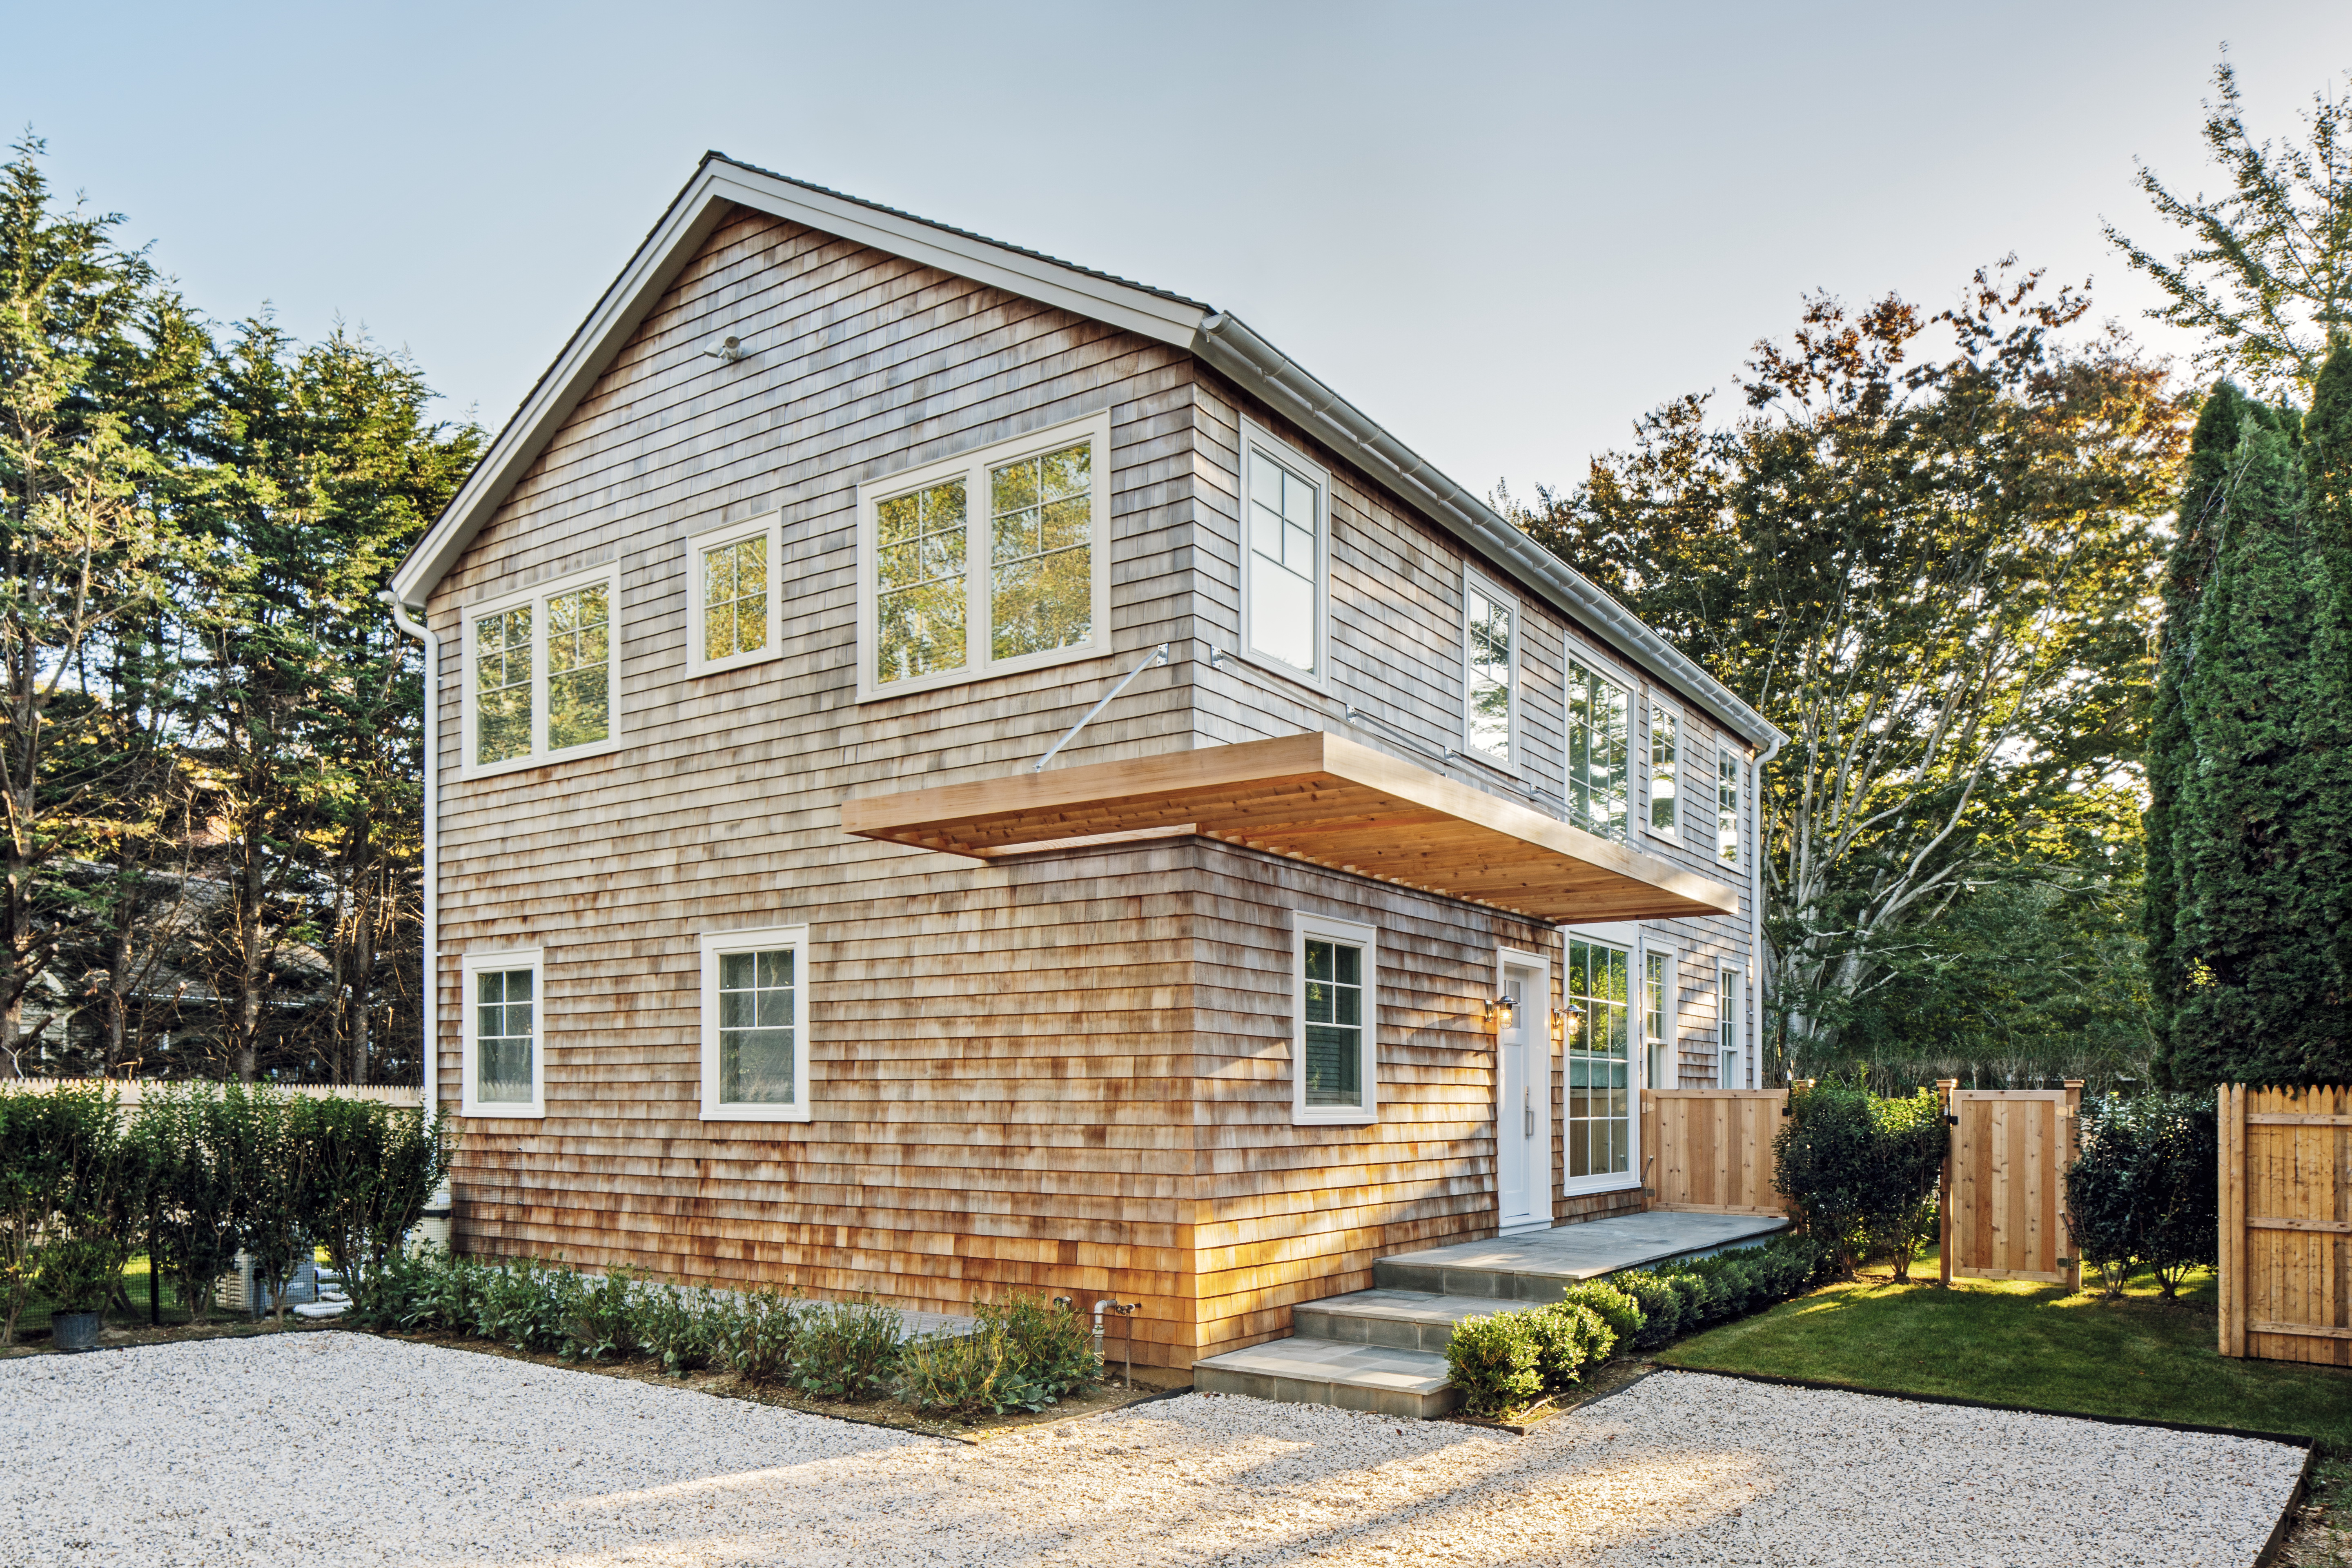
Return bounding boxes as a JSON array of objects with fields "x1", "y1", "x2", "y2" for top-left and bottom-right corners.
[{"x1": 386, "y1": 154, "x2": 1784, "y2": 1371}]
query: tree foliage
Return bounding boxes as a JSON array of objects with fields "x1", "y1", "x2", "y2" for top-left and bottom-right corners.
[
  {"x1": 2107, "y1": 58, "x2": 2352, "y2": 404},
  {"x1": 1506, "y1": 264, "x2": 2190, "y2": 1077}
]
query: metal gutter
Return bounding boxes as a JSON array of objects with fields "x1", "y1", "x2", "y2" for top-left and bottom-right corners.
[
  {"x1": 381, "y1": 593, "x2": 438, "y2": 1120},
  {"x1": 1190, "y1": 312, "x2": 1785, "y2": 753}
]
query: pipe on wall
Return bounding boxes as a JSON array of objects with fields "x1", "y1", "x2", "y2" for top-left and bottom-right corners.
[{"x1": 381, "y1": 592, "x2": 438, "y2": 1120}]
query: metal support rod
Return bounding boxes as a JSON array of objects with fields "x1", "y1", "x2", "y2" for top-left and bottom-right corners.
[{"x1": 1034, "y1": 644, "x2": 1169, "y2": 773}]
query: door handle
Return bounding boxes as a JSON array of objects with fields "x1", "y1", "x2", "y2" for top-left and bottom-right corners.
[{"x1": 1524, "y1": 1090, "x2": 1534, "y2": 1138}]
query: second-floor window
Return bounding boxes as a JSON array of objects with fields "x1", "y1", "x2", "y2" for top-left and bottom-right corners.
[
  {"x1": 855, "y1": 412, "x2": 1111, "y2": 700},
  {"x1": 1718, "y1": 747, "x2": 1743, "y2": 865},
  {"x1": 1241, "y1": 421, "x2": 1330, "y2": 683},
  {"x1": 1463, "y1": 572, "x2": 1518, "y2": 765},
  {"x1": 1647, "y1": 699, "x2": 1681, "y2": 840},
  {"x1": 463, "y1": 563, "x2": 623, "y2": 776},
  {"x1": 1566, "y1": 659, "x2": 1628, "y2": 841},
  {"x1": 687, "y1": 514, "x2": 783, "y2": 676}
]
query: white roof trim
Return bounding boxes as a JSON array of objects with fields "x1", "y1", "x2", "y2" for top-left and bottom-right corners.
[{"x1": 390, "y1": 156, "x2": 1780, "y2": 749}]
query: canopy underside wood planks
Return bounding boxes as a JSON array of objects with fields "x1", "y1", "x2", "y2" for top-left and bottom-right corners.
[{"x1": 839, "y1": 731, "x2": 1740, "y2": 924}]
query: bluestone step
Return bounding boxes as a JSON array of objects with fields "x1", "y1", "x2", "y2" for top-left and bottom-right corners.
[
  {"x1": 1376, "y1": 1211, "x2": 1785, "y2": 1301},
  {"x1": 1294, "y1": 1290, "x2": 1525, "y2": 1353},
  {"x1": 1192, "y1": 1339, "x2": 1457, "y2": 1419}
]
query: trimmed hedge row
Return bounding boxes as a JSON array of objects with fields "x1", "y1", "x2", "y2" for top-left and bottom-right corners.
[
  {"x1": 351, "y1": 1246, "x2": 1102, "y2": 1419},
  {"x1": 1443, "y1": 1234, "x2": 1832, "y2": 1418}
]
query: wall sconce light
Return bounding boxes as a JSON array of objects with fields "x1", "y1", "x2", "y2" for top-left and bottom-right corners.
[
  {"x1": 1487, "y1": 996, "x2": 1515, "y2": 1031},
  {"x1": 1552, "y1": 1009, "x2": 1572, "y2": 1047}
]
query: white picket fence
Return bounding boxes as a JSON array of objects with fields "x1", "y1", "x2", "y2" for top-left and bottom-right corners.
[{"x1": 1, "y1": 1077, "x2": 421, "y2": 1106}]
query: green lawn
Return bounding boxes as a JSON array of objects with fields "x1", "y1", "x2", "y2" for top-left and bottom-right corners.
[{"x1": 1660, "y1": 1259, "x2": 2352, "y2": 1448}]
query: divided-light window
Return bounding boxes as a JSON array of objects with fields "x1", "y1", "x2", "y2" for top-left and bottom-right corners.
[
  {"x1": 700, "y1": 925, "x2": 811, "y2": 1121},
  {"x1": 1463, "y1": 574, "x2": 1518, "y2": 765},
  {"x1": 1717, "y1": 748, "x2": 1743, "y2": 865},
  {"x1": 1647, "y1": 700, "x2": 1681, "y2": 840},
  {"x1": 463, "y1": 564, "x2": 623, "y2": 776},
  {"x1": 461, "y1": 948, "x2": 544, "y2": 1118},
  {"x1": 1292, "y1": 913, "x2": 1377, "y2": 1126},
  {"x1": 1566, "y1": 659, "x2": 1628, "y2": 841},
  {"x1": 856, "y1": 413, "x2": 1111, "y2": 700},
  {"x1": 687, "y1": 515, "x2": 783, "y2": 677},
  {"x1": 1242, "y1": 423, "x2": 1330, "y2": 682}
]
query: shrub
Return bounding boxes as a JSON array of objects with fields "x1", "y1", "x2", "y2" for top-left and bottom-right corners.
[
  {"x1": 637, "y1": 1284, "x2": 720, "y2": 1377},
  {"x1": 473, "y1": 1256, "x2": 581, "y2": 1354},
  {"x1": 2066, "y1": 1094, "x2": 2220, "y2": 1299},
  {"x1": 974, "y1": 1292, "x2": 1098, "y2": 1400},
  {"x1": 135, "y1": 1086, "x2": 245, "y2": 1327},
  {"x1": 1555, "y1": 1280, "x2": 1641, "y2": 1348},
  {"x1": 295, "y1": 1096, "x2": 453, "y2": 1290},
  {"x1": 1775, "y1": 1080, "x2": 1944, "y2": 1277},
  {"x1": 1523, "y1": 1305, "x2": 1590, "y2": 1393},
  {"x1": 566, "y1": 1268, "x2": 641, "y2": 1363},
  {"x1": 1445, "y1": 1312, "x2": 1544, "y2": 1417},
  {"x1": 792, "y1": 1297, "x2": 902, "y2": 1399},
  {"x1": 713, "y1": 1286, "x2": 800, "y2": 1385},
  {"x1": 1688, "y1": 1256, "x2": 1758, "y2": 1317},
  {"x1": 1612, "y1": 1270, "x2": 1684, "y2": 1350},
  {"x1": 4, "y1": 1088, "x2": 141, "y2": 1331}
]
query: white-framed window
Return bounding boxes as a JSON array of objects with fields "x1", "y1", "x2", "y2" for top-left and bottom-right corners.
[
  {"x1": 1642, "y1": 947, "x2": 1675, "y2": 1091},
  {"x1": 686, "y1": 513, "x2": 783, "y2": 677},
  {"x1": 1717, "y1": 746, "x2": 1743, "y2": 865},
  {"x1": 461, "y1": 947, "x2": 544, "y2": 1118},
  {"x1": 854, "y1": 410, "x2": 1112, "y2": 701},
  {"x1": 461, "y1": 562, "x2": 624, "y2": 777},
  {"x1": 1564, "y1": 924, "x2": 1635, "y2": 1192},
  {"x1": 1461, "y1": 570, "x2": 1519, "y2": 766},
  {"x1": 1566, "y1": 659, "x2": 1629, "y2": 841},
  {"x1": 1719, "y1": 964, "x2": 1743, "y2": 1088},
  {"x1": 1241, "y1": 420, "x2": 1331, "y2": 685},
  {"x1": 1292, "y1": 911, "x2": 1377, "y2": 1126},
  {"x1": 1646, "y1": 698, "x2": 1681, "y2": 841},
  {"x1": 699, "y1": 925, "x2": 811, "y2": 1122}
]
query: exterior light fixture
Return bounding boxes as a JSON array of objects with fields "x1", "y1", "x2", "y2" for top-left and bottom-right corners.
[
  {"x1": 1551, "y1": 1009, "x2": 1570, "y2": 1047},
  {"x1": 1488, "y1": 996, "x2": 1515, "y2": 1031}
]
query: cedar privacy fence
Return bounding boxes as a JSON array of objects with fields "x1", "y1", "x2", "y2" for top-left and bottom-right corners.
[
  {"x1": 1641, "y1": 1088, "x2": 1788, "y2": 1214},
  {"x1": 2219, "y1": 1085, "x2": 2352, "y2": 1365}
]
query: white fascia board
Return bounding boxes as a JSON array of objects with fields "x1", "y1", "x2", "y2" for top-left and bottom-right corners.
[
  {"x1": 391, "y1": 156, "x2": 1210, "y2": 608},
  {"x1": 1190, "y1": 312, "x2": 1786, "y2": 753}
]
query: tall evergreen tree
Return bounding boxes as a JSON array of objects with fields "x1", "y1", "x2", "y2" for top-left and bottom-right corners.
[
  {"x1": 2302, "y1": 339, "x2": 2352, "y2": 1030},
  {"x1": 2163, "y1": 398, "x2": 2347, "y2": 1085}
]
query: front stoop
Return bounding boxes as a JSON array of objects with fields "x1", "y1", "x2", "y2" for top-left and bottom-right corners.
[
  {"x1": 1193, "y1": 1339, "x2": 1458, "y2": 1419},
  {"x1": 1294, "y1": 1289, "x2": 1523, "y2": 1352}
]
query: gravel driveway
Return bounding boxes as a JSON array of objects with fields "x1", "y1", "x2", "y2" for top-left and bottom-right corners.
[{"x1": 0, "y1": 1334, "x2": 2303, "y2": 1566}]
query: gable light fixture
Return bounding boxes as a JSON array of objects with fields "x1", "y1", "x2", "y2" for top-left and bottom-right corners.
[{"x1": 704, "y1": 335, "x2": 746, "y2": 363}]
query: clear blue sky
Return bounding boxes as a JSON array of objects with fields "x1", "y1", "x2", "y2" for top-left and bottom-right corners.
[{"x1": 7, "y1": 2, "x2": 2348, "y2": 500}]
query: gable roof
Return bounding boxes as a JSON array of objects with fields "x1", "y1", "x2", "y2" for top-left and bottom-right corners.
[{"x1": 390, "y1": 153, "x2": 1782, "y2": 750}]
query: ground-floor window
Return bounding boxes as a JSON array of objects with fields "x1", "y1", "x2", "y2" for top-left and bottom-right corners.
[
  {"x1": 461, "y1": 947, "x2": 544, "y2": 1118},
  {"x1": 699, "y1": 925, "x2": 811, "y2": 1121},
  {"x1": 1292, "y1": 912, "x2": 1378, "y2": 1125},
  {"x1": 1719, "y1": 964, "x2": 1742, "y2": 1089},
  {"x1": 1643, "y1": 949, "x2": 1672, "y2": 1091},
  {"x1": 1566, "y1": 936, "x2": 1630, "y2": 1182}
]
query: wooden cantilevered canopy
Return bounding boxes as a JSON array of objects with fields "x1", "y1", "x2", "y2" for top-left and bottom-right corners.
[{"x1": 840, "y1": 731, "x2": 1740, "y2": 924}]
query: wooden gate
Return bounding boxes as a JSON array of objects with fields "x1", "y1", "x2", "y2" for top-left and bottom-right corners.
[
  {"x1": 2221, "y1": 1085, "x2": 2352, "y2": 1364},
  {"x1": 1641, "y1": 1088, "x2": 1787, "y2": 1215},
  {"x1": 1938, "y1": 1082, "x2": 2082, "y2": 1289}
]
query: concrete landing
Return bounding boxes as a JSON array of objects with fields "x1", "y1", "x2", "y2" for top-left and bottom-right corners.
[
  {"x1": 1376, "y1": 1210, "x2": 1786, "y2": 1301},
  {"x1": 1192, "y1": 1338, "x2": 1457, "y2": 1419}
]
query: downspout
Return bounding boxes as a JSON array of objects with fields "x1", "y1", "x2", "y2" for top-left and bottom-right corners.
[
  {"x1": 1749, "y1": 732, "x2": 1784, "y2": 1087},
  {"x1": 381, "y1": 592, "x2": 438, "y2": 1122}
]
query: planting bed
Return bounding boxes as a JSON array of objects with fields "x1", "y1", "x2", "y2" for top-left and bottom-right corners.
[{"x1": 0, "y1": 1334, "x2": 2305, "y2": 1566}]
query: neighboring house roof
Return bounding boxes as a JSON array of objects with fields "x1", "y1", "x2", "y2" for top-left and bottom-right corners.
[{"x1": 390, "y1": 153, "x2": 1784, "y2": 750}]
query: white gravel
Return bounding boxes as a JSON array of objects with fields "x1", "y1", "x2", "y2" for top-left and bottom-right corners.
[{"x1": 0, "y1": 1335, "x2": 2304, "y2": 1566}]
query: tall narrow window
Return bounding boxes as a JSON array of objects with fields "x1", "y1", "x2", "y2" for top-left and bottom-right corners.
[
  {"x1": 688, "y1": 516, "x2": 783, "y2": 676},
  {"x1": 701, "y1": 925, "x2": 810, "y2": 1120},
  {"x1": 461, "y1": 948, "x2": 543, "y2": 1117},
  {"x1": 462, "y1": 565, "x2": 624, "y2": 776},
  {"x1": 1292, "y1": 913, "x2": 1377, "y2": 1125},
  {"x1": 991, "y1": 441, "x2": 1093, "y2": 660},
  {"x1": 1719, "y1": 965, "x2": 1742, "y2": 1089},
  {"x1": 857, "y1": 412, "x2": 1110, "y2": 701},
  {"x1": 474, "y1": 606, "x2": 532, "y2": 765},
  {"x1": 1643, "y1": 949, "x2": 1671, "y2": 1091},
  {"x1": 1463, "y1": 575, "x2": 1517, "y2": 764},
  {"x1": 546, "y1": 584, "x2": 611, "y2": 751},
  {"x1": 1647, "y1": 701, "x2": 1679, "y2": 838},
  {"x1": 1566, "y1": 660, "x2": 1628, "y2": 841},
  {"x1": 1566, "y1": 936, "x2": 1630, "y2": 1184},
  {"x1": 1717, "y1": 748, "x2": 1743, "y2": 865},
  {"x1": 1243, "y1": 423, "x2": 1329, "y2": 681}
]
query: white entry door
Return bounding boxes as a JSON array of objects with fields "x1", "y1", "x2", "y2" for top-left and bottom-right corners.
[{"x1": 1496, "y1": 953, "x2": 1551, "y2": 1229}]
